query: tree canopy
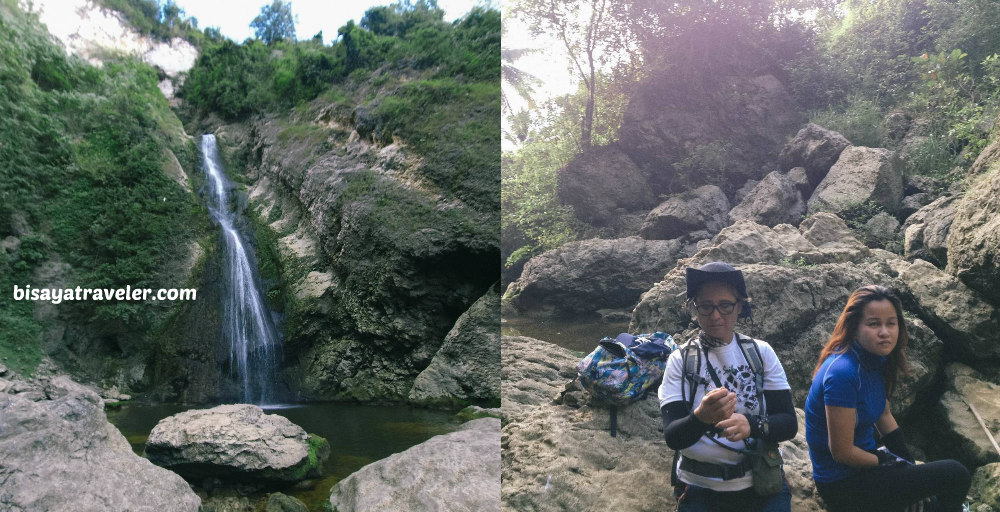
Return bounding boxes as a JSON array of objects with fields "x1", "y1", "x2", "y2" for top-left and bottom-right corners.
[{"x1": 251, "y1": 0, "x2": 297, "y2": 44}]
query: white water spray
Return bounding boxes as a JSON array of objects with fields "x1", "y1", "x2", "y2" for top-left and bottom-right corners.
[{"x1": 200, "y1": 134, "x2": 281, "y2": 404}]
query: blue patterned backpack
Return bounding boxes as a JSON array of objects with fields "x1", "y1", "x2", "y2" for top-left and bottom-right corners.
[{"x1": 577, "y1": 332, "x2": 676, "y2": 435}]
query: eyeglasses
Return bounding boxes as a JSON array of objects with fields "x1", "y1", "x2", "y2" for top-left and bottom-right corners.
[{"x1": 693, "y1": 301, "x2": 738, "y2": 316}]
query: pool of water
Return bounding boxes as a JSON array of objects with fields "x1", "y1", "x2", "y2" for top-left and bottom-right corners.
[
  {"x1": 501, "y1": 315, "x2": 630, "y2": 354},
  {"x1": 107, "y1": 402, "x2": 460, "y2": 511}
]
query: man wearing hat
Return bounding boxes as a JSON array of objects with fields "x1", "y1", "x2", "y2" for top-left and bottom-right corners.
[{"x1": 657, "y1": 261, "x2": 798, "y2": 511}]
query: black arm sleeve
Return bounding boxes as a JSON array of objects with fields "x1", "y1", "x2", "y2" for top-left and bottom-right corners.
[
  {"x1": 661, "y1": 401, "x2": 714, "y2": 450},
  {"x1": 881, "y1": 427, "x2": 914, "y2": 462},
  {"x1": 747, "y1": 389, "x2": 797, "y2": 442}
]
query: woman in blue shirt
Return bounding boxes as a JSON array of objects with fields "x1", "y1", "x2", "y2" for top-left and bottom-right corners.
[{"x1": 804, "y1": 285, "x2": 971, "y2": 512}]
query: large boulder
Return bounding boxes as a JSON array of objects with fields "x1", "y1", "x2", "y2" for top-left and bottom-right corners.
[
  {"x1": 903, "y1": 195, "x2": 958, "y2": 267},
  {"x1": 557, "y1": 144, "x2": 655, "y2": 226},
  {"x1": 408, "y1": 283, "x2": 500, "y2": 407},
  {"x1": 328, "y1": 418, "x2": 500, "y2": 512},
  {"x1": 808, "y1": 146, "x2": 904, "y2": 216},
  {"x1": 0, "y1": 375, "x2": 201, "y2": 511},
  {"x1": 640, "y1": 185, "x2": 730, "y2": 240},
  {"x1": 728, "y1": 171, "x2": 807, "y2": 227},
  {"x1": 947, "y1": 158, "x2": 1000, "y2": 302},
  {"x1": 619, "y1": 74, "x2": 805, "y2": 193},
  {"x1": 144, "y1": 404, "x2": 330, "y2": 482},
  {"x1": 630, "y1": 219, "x2": 944, "y2": 413},
  {"x1": 970, "y1": 463, "x2": 1000, "y2": 511},
  {"x1": 936, "y1": 364, "x2": 1000, "y2": 468},
  {"x1": 778, "y1": 123, "x2": 852, "y2": 188},
  {"x1": 502, "y1": 237, "x2": 684, "y2": 318},
  {"x1": 887, "y1": 258, "x2": 1000, "y2": 360},
  {"x1": 501, "y1": 336, "x2": 676, "y2": 511},
  {"x1": 781, "y1": 409, "x2": 825, "y2": 511}
]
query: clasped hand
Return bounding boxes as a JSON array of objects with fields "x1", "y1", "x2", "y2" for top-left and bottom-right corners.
[{"x1": 693, "y1": 387, "x2": 751, "y2": 442}]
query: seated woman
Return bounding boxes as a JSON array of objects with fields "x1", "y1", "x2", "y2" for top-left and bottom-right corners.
[
  {"x1": 805, "y1": 285, "x2": 971, "y2": 512},
  {"x1": 659, "y1": 261, "x2": 798, "y2": 512}
]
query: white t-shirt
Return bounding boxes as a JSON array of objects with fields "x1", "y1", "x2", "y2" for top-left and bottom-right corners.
[{"x1": 658, "y1": 334, "x2": 790, "y2": 491}]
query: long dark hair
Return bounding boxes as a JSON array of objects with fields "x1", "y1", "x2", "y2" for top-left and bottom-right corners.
[{"x1": 811, "y1": 285, "x2": 912, "y2": 396}]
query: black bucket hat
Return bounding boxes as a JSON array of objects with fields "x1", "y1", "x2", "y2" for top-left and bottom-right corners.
[{"x1": 685, "y1": 261, "x2": 752, "y2": 319}]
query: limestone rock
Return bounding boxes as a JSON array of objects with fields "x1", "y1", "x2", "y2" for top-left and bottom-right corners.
[
  {"x1": 145, "y1": 404, "x2": 329, "y2": 482},
  {"x1": 938, "y1": 364, "x2": 1000, "y2": 468},
  {"x1": 409, "y1": 284, "x2": 501, "y2": 407},
  {"x1": 265, "y1": 493, "x2": 308, "y2": 512},
  {"x1": 971, "y1": 463, "x2": 1000, "y2": 511},
  {"x1": 862, "y1": 211, "x2": 901, "y2": 250},
  {"x1": 0, "y1": 376, "x2": 201, "y2": 511},
  {"x1": 728, "y1": 171, "x2": 807, "y2": 227},
  {"x1": 903, "y1": 195, "x2": 957, "y2": 267},
  {"x1": 640, "y1": 185, "x2": 730, "y2": 240},
  {"x1": 501, "y1": 336, "x2": 675, "y2": 511},
  {"x1": 781, "y1": 408, "x2": 825, "y2": 512},
  {"x1": 557, "y1": 144, "x2": 655, "y2": 226},
  {"x1": 778, "y1": 123, "x2": 852, "y2": 188},
  {"x1": 947, "y1": 161, "x2": 1000, "y2": 302},
  {"x1": 631, "y1": 219, "x2": 943, "y2": 411},
  {"x1": 889, "y1": 258, "x2": 1000, "y2": 359},
  {"x1": 619, "y1": 74, "x2": 804, "y2": 194},
  {"x1": 329, "y1": 418, "x2": 500, "y2": 512},
  {"x1": 808, "y1": 146, "x2": 903, "y2": 216},
  {"x1": 503, "y1": 237, "x2": 684, "y2": 318}
]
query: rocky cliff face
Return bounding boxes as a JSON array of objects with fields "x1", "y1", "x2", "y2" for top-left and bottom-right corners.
[
  {"x1": 20, "y1": 0, "x2": 197, "y2": 99},
  {"x1": 205, "y1": 96, "x2": 499, "y2": 403}
]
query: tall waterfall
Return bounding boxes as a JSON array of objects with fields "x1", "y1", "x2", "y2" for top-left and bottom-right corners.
[{"x1": 200, "y1": 134, "x2": 282, "y2": 404}]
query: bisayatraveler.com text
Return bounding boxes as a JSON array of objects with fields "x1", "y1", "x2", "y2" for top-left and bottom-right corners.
[{"x1": 12, "y1": 285, "x2": 197, "y2": 304}]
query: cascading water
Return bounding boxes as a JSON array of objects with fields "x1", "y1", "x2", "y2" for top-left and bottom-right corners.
[{"x1": 200, "y1": 134, "x2": 282, "y2": 405}]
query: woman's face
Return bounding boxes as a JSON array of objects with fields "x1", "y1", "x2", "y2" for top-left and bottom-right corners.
[
  {"x1": 855, "y1": 299, "x2": 899, "y2": 357},
  {"x1": 693, "y1": 281, "x2": 741, "y2": 342}
]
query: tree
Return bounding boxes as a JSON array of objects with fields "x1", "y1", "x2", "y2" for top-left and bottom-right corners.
[
  {"x1": 515, "y1": 0, "x2": 640, "y2": 149},
  {"x1": 251, "y1": 0, "x2": 297, "y2": 45}
]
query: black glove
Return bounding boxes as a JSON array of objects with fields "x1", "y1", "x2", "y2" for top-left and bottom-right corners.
[
  {"x1": 881, "y1": 428, "x2": 915, "y2": 463},
  {"x1": 867, "y1": 448, "x2": 910, "y2": 467}
]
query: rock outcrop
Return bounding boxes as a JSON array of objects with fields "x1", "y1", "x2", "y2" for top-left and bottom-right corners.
[
  {"x1": 619, "y1": 73, "x2": 805, "y2": 194},
  {"x1": 728, "y1": 171, "x2": 807, "y2": 227},
  {"x1": 903, "y1": 195, "x2": 957, "y2": 266},
  {"x1": 630, "y1": 216, "x2": 953, "y2": 413},
  {"x1": 888, "y1": 258, "x2": 1000, "y2": 360},
  {"x1": 557, "y1": 144, "x2": 655, "y2": 226},
  {"x1": 778, "y1": 123, "x2": 852, "y2": 188},
  {"x1": 640, "y1": 185, "x2": 730, "y2": 241},
  {"x1": 970, "y1": 463, "x2": 1000, "y2": 511},
  {"x1": 409, "y1": 284, "x2": 501, "y2": 407},
  {"x1": 808, "y1": 146, "x2": 904, "y2": 216},
  {"x1": 501, "y1": 335, "x2": 676, "y2": 511},
  {"x1": 145, "y1": 404, "x2": 330, "y2": 482},
  {"x1": 328, "y1": 418, "x2": 500, "y2": 512},
  {"x1": 947, "y1": 160, "x2": 1000, "y2": 302},
  {"x1": 937, "y1": 364, "x2": 1000, "y2": 468},
  {"x1": 0, "y1": 375, "x2": 201, "y2": 511},
  {"x1": 225, "y1": 96, "x2": 498, "y2": 401},
  {"x1": 503, "y1": 237, "x2": 684, "y2": 318}
]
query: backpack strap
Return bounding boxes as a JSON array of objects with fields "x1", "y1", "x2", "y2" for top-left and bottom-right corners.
[
  {"x1": 736, "y1": 333, "x2": 767, "y2": 415},
  {"x1": 680, "y1": 340, "x2": 703, "y2": 411}
]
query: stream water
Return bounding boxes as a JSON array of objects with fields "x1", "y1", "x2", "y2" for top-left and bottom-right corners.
[
  {"x1": 501, "y1": 316, "x2": 630, "y2": 354},
  {"x1": 107, "y1": 402, "x2": 459, "y2": 510},
  {"x1": 200, "y1": 134, "x2": 282, "y2": 404}
]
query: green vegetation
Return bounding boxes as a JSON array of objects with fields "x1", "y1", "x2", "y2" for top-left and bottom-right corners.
[
  {"x1": 93, "y1": 0, "x2": 207, "y2": 46},
  {"x1": 504, "y1": 0, "x2": 1000, "y2": 274},
  {"x1": 0, "y1": 0, "x2": 203, "y2": 375}
]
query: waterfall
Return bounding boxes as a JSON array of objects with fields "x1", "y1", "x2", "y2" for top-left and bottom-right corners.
[{"x1": 200, "y1": 134, "x2": 282, "y2": 405}]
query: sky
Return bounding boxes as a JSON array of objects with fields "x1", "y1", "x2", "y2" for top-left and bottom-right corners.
[{"x1": 171, "y1": 0, "x2": 489, "y2": 45}]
